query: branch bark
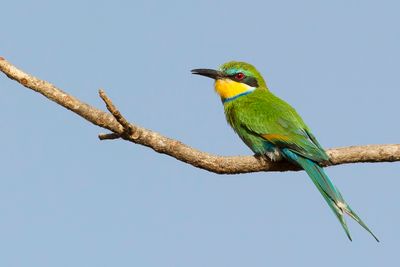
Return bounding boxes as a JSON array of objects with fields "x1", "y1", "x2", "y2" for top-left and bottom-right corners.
[{"x1": 1, "y1": 57, "x2": 399, "y2": 174}]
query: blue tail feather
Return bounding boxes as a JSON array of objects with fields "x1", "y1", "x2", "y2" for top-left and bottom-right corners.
[{"x1": 281, "y1": 148, "x2": 379, "y2": 242}]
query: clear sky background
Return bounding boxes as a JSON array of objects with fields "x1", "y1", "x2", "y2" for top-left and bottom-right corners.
[{"x1": 1, "y1": 1, "x2": 399, "y2": 266}]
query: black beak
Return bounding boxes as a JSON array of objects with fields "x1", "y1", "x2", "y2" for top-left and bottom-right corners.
[{"x1": 191, "y1": 68, "x2": 225, "y2": 79}]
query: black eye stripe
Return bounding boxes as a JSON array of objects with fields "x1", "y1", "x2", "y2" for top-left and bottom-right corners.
[
  {"x1": 243, "y1": 76, "x2": 258, "y2": 87},
  {"x1": 228, "y1": 75, "x2": 258, "y2": 87}
]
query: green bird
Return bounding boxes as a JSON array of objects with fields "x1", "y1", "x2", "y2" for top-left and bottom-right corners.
[{"x1": 192, "y1": 61, "x2": 379, "y2": 241}]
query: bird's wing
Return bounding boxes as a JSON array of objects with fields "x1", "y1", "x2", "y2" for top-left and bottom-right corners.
[
  {"x1": 237, "y1": 99, "x2": 329, "y2": 163},
  {"x1": 260, "y1": 124, "x2": 329, "y2": 163}
]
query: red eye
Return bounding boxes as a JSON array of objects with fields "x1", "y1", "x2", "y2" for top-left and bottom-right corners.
[{"x1": 235, "y1": 72, "x2": 245, "y2": 80}]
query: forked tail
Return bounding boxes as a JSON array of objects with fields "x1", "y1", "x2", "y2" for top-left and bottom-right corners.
[{"x1": 282, "y1": 148, "x2": 379, "y2": 242}]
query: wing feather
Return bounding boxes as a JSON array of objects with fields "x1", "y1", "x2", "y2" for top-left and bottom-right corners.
[{"x1": 233, "y1": 92, "x2": 329, "y2": 163}]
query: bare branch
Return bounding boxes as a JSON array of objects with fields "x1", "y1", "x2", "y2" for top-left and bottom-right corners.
[
  {"x1": 98, "y1": 89, "x2": 134, "y2": 136},
  {"x1": 1, "y1": 57, "x2": 399, "y2": 174},
  {"x1": 98, "y1": 132, "x2": 122, "y2": 140}
]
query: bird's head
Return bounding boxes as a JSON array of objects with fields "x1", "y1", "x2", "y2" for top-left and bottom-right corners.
[{"x1": 192, "y1": 61, "x2": 267, "y2": 103}]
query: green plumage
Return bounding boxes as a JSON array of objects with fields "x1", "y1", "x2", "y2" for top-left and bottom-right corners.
[
  {"x1": 224, "y1": 88, "x2": 329, "y2": 161},
  {"x1": 192, "y1": 61, "x2": 379, "y2": 241}
]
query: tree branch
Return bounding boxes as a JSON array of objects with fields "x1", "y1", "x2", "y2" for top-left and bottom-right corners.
[{"x1": 1, "y1": 57, "x2": 399, "y2": 174}]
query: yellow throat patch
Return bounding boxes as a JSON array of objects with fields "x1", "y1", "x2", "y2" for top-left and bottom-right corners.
[{"x1": 214, "y1": 79, "x2": 255, "y2": 100}]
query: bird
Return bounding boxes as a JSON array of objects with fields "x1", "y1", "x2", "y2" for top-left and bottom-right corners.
[{"x1": 191, "y1": 61, "x2": 379, "y2": 242}]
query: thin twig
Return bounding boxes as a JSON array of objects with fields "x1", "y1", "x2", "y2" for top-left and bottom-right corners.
[
  {"x1": 98, "y1": 89, "x2": 134, "y2": 135},
  {"x1": 98, "y1": 132, "x2": 121, "y2": 140}
]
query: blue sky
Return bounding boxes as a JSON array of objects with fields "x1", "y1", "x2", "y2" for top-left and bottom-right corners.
[{"x1": 1, "y1": 1, "x2": 399, "y2": 266}]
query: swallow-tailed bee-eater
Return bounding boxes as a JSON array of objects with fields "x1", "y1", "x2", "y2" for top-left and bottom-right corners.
[{"x1": 192, "y1": 61, "x2": 378, "y2": 241}]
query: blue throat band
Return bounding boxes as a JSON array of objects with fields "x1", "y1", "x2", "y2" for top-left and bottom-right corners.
[{"x1": 222, "y1": 90, "x2": 254, "y2": 104}]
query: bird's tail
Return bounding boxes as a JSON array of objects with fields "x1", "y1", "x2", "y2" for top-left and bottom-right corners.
[{"x1": 282, "y1": 148, "x2": 379, "y2": 242}]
